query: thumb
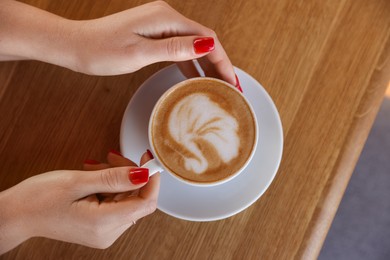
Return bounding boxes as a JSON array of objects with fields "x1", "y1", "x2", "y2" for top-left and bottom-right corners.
[
  {"x1": 75, "y1": 167, "x2": 149, "y2": 197},
  {"x1": 144, "y1": 36, "x2": 215, "y2": 64}
]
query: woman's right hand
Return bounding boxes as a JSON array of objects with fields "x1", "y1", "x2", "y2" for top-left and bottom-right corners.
[{"x1": 0, "y1": 150, "x2": 159, "y2": 254}]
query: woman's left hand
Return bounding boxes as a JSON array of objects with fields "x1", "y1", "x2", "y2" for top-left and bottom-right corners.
[
  {"x1": 0, "y1": 1, "x2": 237, "y2": 86},
  {"x1": 67, "y1": 1, "x2": 236, "y2": 85}
]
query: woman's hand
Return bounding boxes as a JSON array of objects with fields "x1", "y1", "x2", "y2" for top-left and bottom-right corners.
[
  {"x1": 69, "y1": 1, "x2": 236, "y2": 84},
  {"x1": 0, "y1": 1, "x2": 237, "y2": 85},
  {"x1": 0, "y1": 150, "x2": 160, "y2": 253}
]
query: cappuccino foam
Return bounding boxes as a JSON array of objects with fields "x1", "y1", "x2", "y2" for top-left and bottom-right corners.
[{"x1": 151, "y1": 78, "x2": 256, "y2": 184}]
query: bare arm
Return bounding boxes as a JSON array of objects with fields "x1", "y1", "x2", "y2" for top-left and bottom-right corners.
[
  {"x1": 0, "y1": 0, "x2": 236, "y2": 84},
  {"x1": 0, "y1": 188, "x2": 30, "y2": 254},
  {"x1": 0, "y1": 0, "x2": 77, "y2": 69}
]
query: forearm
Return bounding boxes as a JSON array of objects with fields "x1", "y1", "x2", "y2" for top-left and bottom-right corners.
[
  {"x1": 0, "y1": 188, "x2": 30, "y2": 255},
  {"x1": 0, "y1": 0, "x2": 78, "y2": 69}
]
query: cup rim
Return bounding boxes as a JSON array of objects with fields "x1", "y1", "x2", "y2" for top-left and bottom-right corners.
[{"x1": 148, "y1": 77, "x2": 259, "y2": 187}]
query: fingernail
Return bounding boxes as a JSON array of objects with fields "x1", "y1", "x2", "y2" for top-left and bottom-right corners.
[
  {"x1": 84, "y1": 159, "x2": 101, "y2": 165},
  {"x1": 235, "y1": 74, "x2": 243, "y2": 93},
  {"x1": 146, "y1": 149, "x2": 154, "y2": 159},
  {"x1": 129, "y1": 168, "x2": 149, "y2": 184},
  {"x1": 109, "y1": 149, "x2": 123, "y2": 157},
  {"x1": 194, "y1": 37, "x2": 215, "y2": 54}
]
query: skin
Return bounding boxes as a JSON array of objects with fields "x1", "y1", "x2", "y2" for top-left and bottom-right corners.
[
  {"x1": 0, "y1": 0, "x2": 236, "y2": 85},
  {"x1": 0, "y1": 152, "x2": 160, "y2": 253},
  {"x1": 0, "y1": 0, "x2": 236, "y2": 254}
]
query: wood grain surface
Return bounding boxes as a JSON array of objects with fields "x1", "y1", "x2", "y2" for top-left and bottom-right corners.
[{"x1": 1, "y1": 0, "x2": 389, "y2": 259}]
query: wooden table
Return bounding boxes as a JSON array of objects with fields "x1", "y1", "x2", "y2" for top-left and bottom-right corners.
[{"x1": 1, "y1": 0, "x2": 389, "y2": 259}]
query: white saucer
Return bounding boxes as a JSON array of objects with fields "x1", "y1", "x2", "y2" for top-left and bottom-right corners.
[{"x1": 120, "y1": 64, "x2": 283, "y2": 222}]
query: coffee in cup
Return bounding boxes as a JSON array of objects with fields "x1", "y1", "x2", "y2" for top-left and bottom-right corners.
[{"x1": 147, "y1": 77, "x2": 257, "y2": 186}]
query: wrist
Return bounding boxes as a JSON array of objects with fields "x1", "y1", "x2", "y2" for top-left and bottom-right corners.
[
  {"x1": 0, "y1": 188, "x2": 32, "y2": 254},
  {"x1": 34, "y1": 18, "x2": 98, "y2": 75},
  {"x1": 0, "y1": 1, "x2": 80, "y2": 72},
  {"x1": 30, "y1": 18, "x2": 82, "y2": 73}
]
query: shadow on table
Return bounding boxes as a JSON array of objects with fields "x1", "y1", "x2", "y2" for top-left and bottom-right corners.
[{"x1": 319, "y1": 95, "x2": 390, "y2": 260}]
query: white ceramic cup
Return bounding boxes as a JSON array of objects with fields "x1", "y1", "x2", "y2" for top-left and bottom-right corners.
[{"x1": 141, "y1": 77, "x2": 258, "y2": 187}]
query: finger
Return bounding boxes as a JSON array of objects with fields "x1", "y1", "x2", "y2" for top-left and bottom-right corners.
[
  {"x1": 83, "y1": 162, "x2": 110, "y2": 171},
  {"x1": 198, "y1": 56, "x2": 222, "y2": 79},
  {"x1": 100, "y1": 173, "x2": 161, "y2": 225},
  {"x1": 197, "y1": 40, "x2": 236, "y2": 86},
  {"x1": 150, "y1": 34, "x2": 235, "y2": 86},
  {"x1": 107, "y1": 150, "x2": 138, "y2": 167},
  {"x1": 181, "y1": 21, "x2": 236, "y2": 85},
  {"x1": 112, "y1": 191, "x2": 133, "y2": 202},
  {"x1": 177, "y1": 60, "x2": 201, "y2": 79},
  {"x1": 140, "y1": 35, "x2": 214, "y2": 65},
  {"x1": 75, "y1": 167, "x2": 149, "y2": 197},
  {"x1": 140, "y1": 150, "x2": 154, "y2": 165},
  {"x1": 83, "y1": 158, "x2": 126, "y2": 201},
  {"x1": 134, "y1": 1, "x2": 236, "y2": 85},
  {"x1": 83, "y1": 194, "x2": 100, "y2": 204},
  {"x1": 138, "y1": 172, "x2": 160, "y2": 201},
  {"x1": 99, "y1": 194, "x2": 115, "y2": 202}
]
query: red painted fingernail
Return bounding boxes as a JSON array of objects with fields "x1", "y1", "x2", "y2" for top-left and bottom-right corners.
[
  {"x1": 84, "y1": 159, "x2": 101, "y2": 165},
  {"x1": 193, "y1": 37, "x2": 215, "y2": 54},
  {"x1": 235, "y1": 74, "x2": 243, "y2": 93},
  {"x1": 109, "y1": 149, "x2": 123, "y2": 157},
  {"x1": 129, "y1": 168, "x2": 149, "y2": 184},
  {"x1": 146, "y1": 149, "x2": 154, "y2": 159}
]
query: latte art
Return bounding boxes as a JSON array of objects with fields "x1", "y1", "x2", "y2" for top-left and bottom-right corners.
[
  {"x1": 150, "y1": 78, "x2": 257, "y2": 184},
  {"x1": 168, "y1": 94, "x2": 239, "y2": 174}
]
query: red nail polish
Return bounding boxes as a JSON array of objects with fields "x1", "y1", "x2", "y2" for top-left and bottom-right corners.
[
  {"x1": 194, "y1": 37, "x2": 215, "y2": 54},
  {"x1": 235, "y1": 74, "x2": 243, "y2": 93},
  {"x1": 129, "y1": 168, "x2": 149, "y2": 184},
  {"x1": 146, "y1": 149, "x2": 154, "y2": 159},
  {"x1": 84, "y1": 159, "x2": 101, "y2": 165},
  {"x1": 109, "y1": 149, "x2": 123, "y2": 157}
]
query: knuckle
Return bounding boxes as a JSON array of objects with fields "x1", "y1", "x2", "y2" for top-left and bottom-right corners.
[
  {"x1": 93, "y1": 238, "x2": 114, "y2": 250},
  {"x1": 89, "y1": 216, "x2": 106, "y2": 232},
  {"x1": 148, "y1": 0, "x2": 173, "y2": 13},
  {"x1": 100, "y1": 169, "x2": 120, "y2": 191},
  {"x1": 151, "y1": 0, "x2": 170, "y2": 8},
  {"x1": 84, "y1": 214, "x2": 118, "y2": 250},
  {"x1": 56, "y1": 171, "x2": 81, "y2": 194},
  {"x1": 56, "y1": 170, "x2": 77, "y2": 187},
  {"x1": 90, "y1": 233, "x2": 105, "y2": 247},
  {"x1": 88, "y1": 225, "x2": 112, "y2": 249},
  {"x1": 125, "y1": 45, "x2": 144, "y2": 71},
  {"x1": 144, "y1": 199, "x2": 158, "y2": 215}
]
